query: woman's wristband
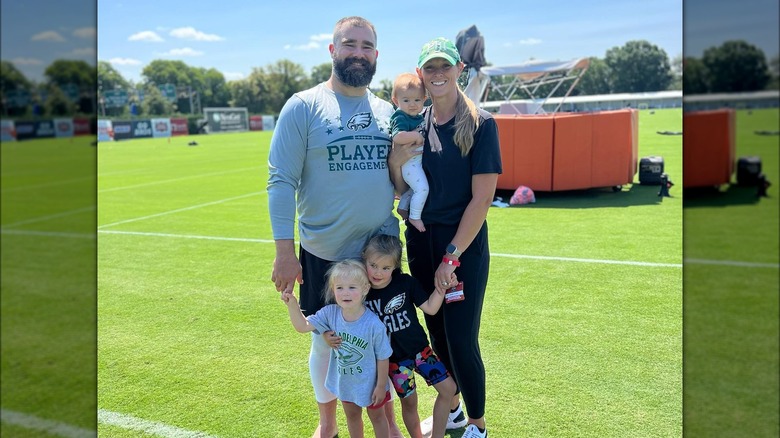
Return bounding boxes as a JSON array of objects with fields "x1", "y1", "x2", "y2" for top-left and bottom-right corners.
[{"x1": 442, "y1": 256, "x2": 460, "y2": 266}]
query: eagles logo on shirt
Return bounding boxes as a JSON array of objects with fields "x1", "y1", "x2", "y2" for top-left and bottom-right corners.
[
  {"x1": 346, "y1": 112, "x2": 372, "y2": 131},
  {"x1": 384, "y1": 294, "x2": 405, "y2": 314}
]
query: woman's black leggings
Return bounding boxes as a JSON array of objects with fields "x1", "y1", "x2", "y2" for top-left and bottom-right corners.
[{"x1": 405, "y1": 221, "x2": 489, "y2": 419}]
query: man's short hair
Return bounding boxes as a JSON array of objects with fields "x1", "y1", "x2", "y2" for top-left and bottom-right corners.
[{"x1": 333, "y1": 16, "x2": 377, "y2": 45}]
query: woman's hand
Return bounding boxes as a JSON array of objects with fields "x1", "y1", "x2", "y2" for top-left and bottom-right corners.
[{"x1": 434, "y1": 263, "x2": 459, "y2": 295}]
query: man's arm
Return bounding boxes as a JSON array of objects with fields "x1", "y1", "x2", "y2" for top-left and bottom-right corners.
[{"x1": 268, "y1": 96, "x2": 307, "y2": 294}]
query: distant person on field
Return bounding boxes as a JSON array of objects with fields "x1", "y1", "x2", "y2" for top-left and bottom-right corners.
[
  {"x1": 282, "y1": 260, "x2": 393, "y2": 438},
  {"x1": 390, "y1": 73, "x2": 429, "y2": 233}
]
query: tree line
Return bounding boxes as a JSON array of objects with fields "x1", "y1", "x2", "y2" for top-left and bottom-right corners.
[{"x1": 1, "y1": 39, "x2": 776, "y2": 119}]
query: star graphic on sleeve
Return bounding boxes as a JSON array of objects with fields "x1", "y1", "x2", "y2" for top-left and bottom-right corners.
[
  {"x1": 324, "y1": 118, "x2": 331, "y2": 125},
  {"x1": 326, "y1": 128, "x2": 333, "y2": 135},
  {"x1": 338, "y1": 126, "x2": 345, "y2": 132}
]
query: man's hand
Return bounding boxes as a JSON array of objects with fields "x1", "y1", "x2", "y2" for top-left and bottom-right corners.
[{"x1": 271, "y1": 240, "x2": 302, "y2": 295}]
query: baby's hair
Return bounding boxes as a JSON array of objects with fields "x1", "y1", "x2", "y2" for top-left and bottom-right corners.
[
  {"x1": 323, "y1": 259, "x2": 371, "y2": 303},
  {"x1": 362, "y1": 234, "x2": 404, "y2": 271},
  {"x1": 391, "y1": 72, "x2": 426, "y2": 101}
]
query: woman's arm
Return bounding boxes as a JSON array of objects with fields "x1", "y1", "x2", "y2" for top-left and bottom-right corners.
[
  {"x1": 388, "y1": 141, "x2": 422, "y2": 196},
  {"x1": 434, "y1": 173, "x2": 498, "y2": 294}
]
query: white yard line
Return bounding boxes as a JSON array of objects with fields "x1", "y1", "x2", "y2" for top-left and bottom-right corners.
[
  {"x1": 2, "y1": 206, "x2": 95, "y2": 228},
  {"x1": 98, "y1": 229, "x2": 274, "y2": 244},
  {"x1": 491, "y1": 252, "x2": 682, "y2": 268},
  {"x1": 97, "y1": 192, "x2": 263, "y2": 229},
  {"x1": 98, "y1": 166, "x2": 261, "y2": 193},
  {"x1": 97, "y1": 409, "x2": 217, "y2": 438},
  {"x1": 98, "y1": 230, "x2": 686, "y2": 268},
  {"x1": 0, "y1": 409, "x2": 95, "y2": 438},
  {"x1": 685, "y1": 258, "x2": 779, "y2": 269}
]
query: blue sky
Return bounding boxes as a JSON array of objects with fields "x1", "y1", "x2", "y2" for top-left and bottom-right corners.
[{"x1": 2, "y1": 0, "x2": 778, "y2": 87}]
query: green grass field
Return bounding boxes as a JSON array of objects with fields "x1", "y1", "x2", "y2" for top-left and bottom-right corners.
[
  {"x1": 1, "y1": 108, "x2": 774, "y2": 437},
  {"x1": 683, "y1": 108, "x2": 779, "y2": 437},
  {"x1": 1, "y1": 135, "x2": 97, "y2": 436},
  {"x1": 89, "y1": 109, "x2": 683, "y2": 437}
]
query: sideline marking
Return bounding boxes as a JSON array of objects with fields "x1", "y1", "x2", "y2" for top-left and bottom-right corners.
[
  {"x1": 0, "y1": 409, "x2": 95, "y2": 438},
  {"x1": 685, "y1": 258, "x2": 779, "y2": 269},
  {"x1": 97, "y1": 409, "x2": 216, "y2": 438},
  {"x1": 99, "y1": 166, "x2": 261, "y2": 193},
  {"x1": 98, "y1": 192, "x2": 263, "y2": 229},
  {"x1": 98, "y1": 230, "x2": 687, "y2": 268}
]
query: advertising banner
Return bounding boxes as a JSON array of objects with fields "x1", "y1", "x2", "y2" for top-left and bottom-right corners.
[
  {"x1": 97, "y1": 119, "x2": 114, "y2": 142},
  {"x1": 103, "y1": 89, "x2": 129, "y2": 108},
  {"x1": 204, "y1": 107, "x2": 249, "y2": 133},
  {"x1": 130, "y1": 119, "x2": 153, "y2": 139},
  {"x1": 249, "y1": 115, "x2": 263, "y2": 131},
  {"x1": 35, "y1": 120, "x2": 56, "y2": 139},
  {"x1": 151, "y1": 118, "x2": 172, "y2": 138},
  {"x1": 1, "y1": 120, "x2": 16, "y2": 141},
  {"x1": 73, "y1": 118, "x2": 91, "y2": 136},
  {"x1": 55, "y1": 118, "x2": 75, "y2": 138},
  {"x1": 170, "y1": 118, "x2": 189, "y2": 136},
  {"x1": 112, "y1": 120, "x2": 133, "y2": 140},
  {"x1": 262, "y1": 115, "x2": 276, "y2": 131},
  {"x1": 14, "y1": 121, "x2": 36, "y2": 140}
]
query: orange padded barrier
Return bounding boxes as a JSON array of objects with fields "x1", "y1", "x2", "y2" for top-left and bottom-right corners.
[
  {"x1": 590, "y1": 109, "x2": 639, "y2": 188},
  {"x1": 492, "y1": 109, "x2": 637, "y2": 191},
  {"x1": 494, "y1": 114, "x2": 554, "y2": 191},
  {"x1": 683, "y1": 109, "x2": 735, "y2": 188},
  {"x1": 552, "y1": 112, "x2": 593, "y2": 191}
]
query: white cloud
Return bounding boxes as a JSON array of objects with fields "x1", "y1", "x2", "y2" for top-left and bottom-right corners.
[
  {"x1": 160, "y1": 47, "x2": 204, "y2": 56},
  {"x1": 109, "y1": 57, "x2": 142, "y2": 66},
  {"x1": 128, "y1": 31, "x2": 164, "y2": 42},
  {"x1": 283, "y1": 33, "x2": 333, "y2": 51},
  {"x1": 284, "y1": 41, "x2": 320, "y2": 51},
  {"x1": 31, "y1": 31, "x2": 66, "y2": 42},
  {"x1": 169, "y1": 27, "x2": 224, "y2": 41},
  {"x1": 12, "y1": 57, "x2": 43, "y2": 65},
  {"x1": 73, "y1": 27, "x2": 96, "y2": 39},
  {"x1": 310, "y1": 33, "x2": 332, "y2": 42},
  {"x1": 223, "y1": 72, "x2": 245, "y2": 81},
  {"x1": 517, "y1": 38, "x2": 542, "y2": 45},
  {"x1": 69, "y1": 47, "x2": 96, "y2": 56}
]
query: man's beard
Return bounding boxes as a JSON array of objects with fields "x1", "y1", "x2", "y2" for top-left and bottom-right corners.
[{"x1": 333, "y1": 57, "x2": 376, "y2": 88}]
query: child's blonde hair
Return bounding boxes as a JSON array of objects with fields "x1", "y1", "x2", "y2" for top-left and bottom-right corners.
[
  {"x1": 362, "y1": 234, "x2": 403, "y2": 271},
  {"x1": 323, "y1": 259, "x2": 371, "y2": 303},
  {"x1": 391, "y1": 72, "x2": 426, "y2": 101}
]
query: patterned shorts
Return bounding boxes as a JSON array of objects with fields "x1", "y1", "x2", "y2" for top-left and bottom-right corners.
[{"x1": 388, "y1": 346, "x2": 450, "y2": 398}]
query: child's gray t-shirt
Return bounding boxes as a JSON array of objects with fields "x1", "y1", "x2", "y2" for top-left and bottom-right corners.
[{"x1": 308, "y1": 304, "x2": 392, "y2": 407}]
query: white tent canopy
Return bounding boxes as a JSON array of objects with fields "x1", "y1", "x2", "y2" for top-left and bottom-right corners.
[{"x1": 465, "y1": 58, "x2": 590, "y2": 114}]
